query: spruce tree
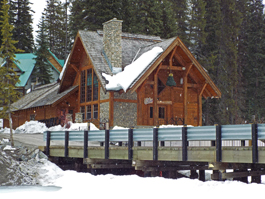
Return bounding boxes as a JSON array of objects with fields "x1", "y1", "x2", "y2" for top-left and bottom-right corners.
[
  {"x1": 188, "y1": 0, "x2": 207, "y2": 57},
  {"x1": 0, "y1": 0, "x2": 22, "y2": 146},
  {"x1": 43, "y1": 0, "x2": 66, "y2": 59},
  {"x1": 242, "y1": 0, "x2": 265, "y2": 122},
  {"x1": 9, "y1": 0, "x2": 34, "y2": 53},
  {"x1": 32, "y1": 17, "x2": 53, "y2": 85},
  {"x1": 171, "y1": 0, "x2": 189, "y2": 45}
]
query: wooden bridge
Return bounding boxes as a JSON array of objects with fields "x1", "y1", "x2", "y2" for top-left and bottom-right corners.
[{"x1": 41, "y1": 124, "x2": 265, "y2": 183}]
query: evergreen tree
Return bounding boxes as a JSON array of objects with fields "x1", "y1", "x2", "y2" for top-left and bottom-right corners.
[
  {"x1": 188, "y1": 0, "x2": 207, "y2": 57},
  {"x1": 0, "y1": 0, "x2": 22, "y2": 146},
  {"x1": 43, "y1": 0, "x2": 66, "y2": 59},
  {"x1": 160, "y1": 0, "x2": 178, "y2": 39},
  {"x1": 9, "y1": 0, "x2": 34, "y2": 52},
  {"x1": 242, "y1": 0, "x2": 265, "y2": 122},
  {"x1": 32, "y1": 17, "x2": 53, "y2": 85},
  {"x1": 171, "y1": 0, "x2": 189, "y2": 45}
]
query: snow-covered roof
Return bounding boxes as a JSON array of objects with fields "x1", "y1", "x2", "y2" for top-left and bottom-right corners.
[{"x1": 102, "y1": 47, "x2": 163, "y2": 92}]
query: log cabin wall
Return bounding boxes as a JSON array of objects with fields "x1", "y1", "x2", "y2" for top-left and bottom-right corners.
[{"x1": 137, "y1": 49, "x2": 201, "y2": 127}]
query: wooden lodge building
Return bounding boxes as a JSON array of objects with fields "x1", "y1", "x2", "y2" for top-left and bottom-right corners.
[{"x1": 5, "y1": 18, "x2": 221, "y2": 129}]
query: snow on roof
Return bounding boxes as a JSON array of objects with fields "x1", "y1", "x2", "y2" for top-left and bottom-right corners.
[
  {"x1": 59, "y1": 53, "x2": 70, "y2": 80},
  {"x1": 102, "y1": 46, "x2": 163, "y2": 92}
]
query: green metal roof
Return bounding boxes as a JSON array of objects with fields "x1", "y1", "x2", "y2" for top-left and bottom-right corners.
[
  {"x1": 13, "y1": 52, "x2": 63, "y2": 87},
  {"x1": 14, "y1": 53, "x2": 36, "y2": 87}
]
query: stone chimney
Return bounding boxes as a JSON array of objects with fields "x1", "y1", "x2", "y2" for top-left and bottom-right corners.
[{"x1": 103, "y1": 18, "x2": 123, "y2": 69}]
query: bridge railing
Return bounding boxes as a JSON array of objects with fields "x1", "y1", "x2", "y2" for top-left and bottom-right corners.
[{"x1": 43, "y1": 123, "x2": 265, "y2": 163}]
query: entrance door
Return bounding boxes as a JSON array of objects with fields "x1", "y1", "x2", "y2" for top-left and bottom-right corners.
[{"x1": 158, "y1": 105, "x2": 167, "y2": 125}]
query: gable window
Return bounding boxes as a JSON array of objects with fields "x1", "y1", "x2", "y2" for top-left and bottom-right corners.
[
  {"x1": 93, "y1": 72, "x2": 98, "y2": 101},
  {"x1": 86, "y1": 105, "x2": 91, "y2": 119},
  {"x1": 93, "y1": 104, "x2": 98, "y2": 119},
  {"x1": 80, "y1": 106, "x2": 85, "y2": 120},
  {"x1": 80, "y1": 71, "x2": 86, "y2": 103},
  {"x1": 159, "y1": 107, "x2": 165, "y2": 119},
  {"x1": 86, "y1": 69, "x2": 92, "y2": 102}
]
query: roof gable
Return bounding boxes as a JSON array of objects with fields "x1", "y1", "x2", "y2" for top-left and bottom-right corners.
[
  {"x1": 59, "y1": 30, "x2": 160, "y2": 93},
  {"x1": 129, "y1": 37, "x2": 221, "y2": 98},
  {"x1": 13, "y1": 52, "x2": 62, "y2": 88}
]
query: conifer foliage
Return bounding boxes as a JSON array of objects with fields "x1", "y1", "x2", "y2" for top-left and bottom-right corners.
[
  {"x1": 9, "y1": 0, "x2": 34, "y2": 53},
  {"x1": 0, "y1": 0, "x2": 22, "y2": 146},
  {"x1": 32, "y1": 17, "x2": 53, "y2": 85}
]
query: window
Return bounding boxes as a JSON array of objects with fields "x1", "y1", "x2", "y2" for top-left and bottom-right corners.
[
  {"x1": 86, "y1": 69, "x2": 92, "y2": 102},
  {"x1": 158, "y1": 78, "x2": 165, "y2": 95},
  {"x1": 150, "y1": 107, "x2": 153, "y2": 118},
  {"x1": 80, "y1": 71, "x2": 86, "y2": 103},
  {"x1": 93, "y1": 72, "x2": 98, "y2": 101},
  {"x1": 86, "y1": 105, "x2": 91, "y2": 119},
  {"x1": 159, "y1": 107, "x2": 165, "y2": 119},
  {"x1": 93, "y1": 104, "x2": 98, "y2": 119},
  {"x1": 80, "y1": 106, "x2": 85, "y2": 120},
  {"x1": 30, "y1": 114, "x2": 35, "y2": 121}
]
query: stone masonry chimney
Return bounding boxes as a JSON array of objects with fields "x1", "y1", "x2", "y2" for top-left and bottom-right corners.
[{"x1": 103, "y1": 18, "x2": 123, "y2": 69}]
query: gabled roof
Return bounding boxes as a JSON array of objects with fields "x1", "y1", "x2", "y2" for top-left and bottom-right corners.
[
  {"x1": 11, "y1": 82, "x2": 78, "y2": 111},
  {"x1": 59, "y1": 30, "x2": 221, "y2": 98},
  {"x1": 59, "y1": 30, "x2": 161, "y2": 93},
  {"x1": 14, "y1": 53, "x2": 36, "y2": 87},
  {"x1": 12, "y1": 52, "x2": 64, "y2": 88},
  {"x1": 129, "y1": 37, "x2": 221, "y2": 98}
]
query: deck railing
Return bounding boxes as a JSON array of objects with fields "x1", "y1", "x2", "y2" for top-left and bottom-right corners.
[{"x1": 43, "y1": 123, "x2": 265, "y2": 163}]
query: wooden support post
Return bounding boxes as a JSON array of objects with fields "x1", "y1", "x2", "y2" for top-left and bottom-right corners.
[
  {"x1": 183, "y1": 76, "x2": 188, "y2": 125},
  {"x1": 182, "y1": 126, "x2": 188, "y2": 161},
  {"x1": 84, "y1": 130, "x2": 88, "y2": 158},
  {"x1": 105, "y1": 129, "x2": 110, "y2": 159},
  {"x1": 128, "y1": 128, "x2": 133, "y2": 160},
  {"x1": 252, "y1": 123, "x2": 258, "y2": 163},
  {"x1": 199, "y1": 170, "x2": 205, "y2": 182},
  {"x1": 190, "y1": 170, "x2": 198, "y2": 179},
  {"x1": 153, "y1": 127, "x2": 158, "y2": 161},
  {"x1": 46, "y1": 131, "x2": 51, "y2": 156},
  {"x1": 65, "y1": 131, "x2": 69, "y2": 157},
  {"x1": 154, "y1": 73, "x2": 158, "y2": 126},
  {"x1": 251, "y1": 168, "x2": 261, "y2": 183},
  {"x1": 216, "y1": 124, "x2": 222, "y2": 162}
]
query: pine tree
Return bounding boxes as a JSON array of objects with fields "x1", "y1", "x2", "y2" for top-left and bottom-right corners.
[
  {"x1": 9, "y1": 0, "x2": 34, "y2": 53},
  {"x1": 32, "y1": 17, "x2": 53, "y2": 85},
  {"x1": 43, "y1": 0, "x2": 66, "y2": 59},
  {"x1": 188, "y1": 0, "x2": 207, "y2": 58},
  {"x1": 242, "y1": 0, "x2": 265, "y2": 122},
  {"x1": 170, "y1": 0, "x2": 189, "y2": 45},
  {"x1": 0, "y1": 0, "x2": 22, "y2": 146}
]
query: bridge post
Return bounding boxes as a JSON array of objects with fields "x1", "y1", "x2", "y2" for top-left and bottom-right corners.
[
  {"x1": 153, "y1": 127, "x2": 158, "y2": 161},
  {"x1": 84, "y1": 130, "x2": 88, "y2": 158},
  {"x1": 46, "y1": 131, "x2": 51, "y2": 156},
  {"x1": 128, "y1": 128, "x2": 133, "y2": 160},
  {"x1": 252, "y1": 123, "x2": 258, "y2": 163},
  {"x1": 105, "y1": 128, "x2": 110, "y2": 159},
  {"x1": 216, "y1": 124, "x2": 222, "y2": 162},
  {"x1": 182, "y1": 125, "x2": 188, "y2": 161},
  {"x1": 65, "y1": 131, "x2": 69, "y2": 157}
]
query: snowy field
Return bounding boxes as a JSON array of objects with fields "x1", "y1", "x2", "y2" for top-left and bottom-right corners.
[{"x1": 1, "y1": 121, "x2": 265, "y2": 198}]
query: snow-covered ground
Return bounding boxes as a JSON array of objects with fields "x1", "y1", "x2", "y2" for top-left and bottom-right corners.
[{"x1": 1, "y1": 121, "x2": 265, "y2": 198}]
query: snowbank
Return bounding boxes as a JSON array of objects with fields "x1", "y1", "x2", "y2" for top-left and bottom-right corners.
[{"x1": 0, "y1": 121, "x2": 99, "y2": 134}]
